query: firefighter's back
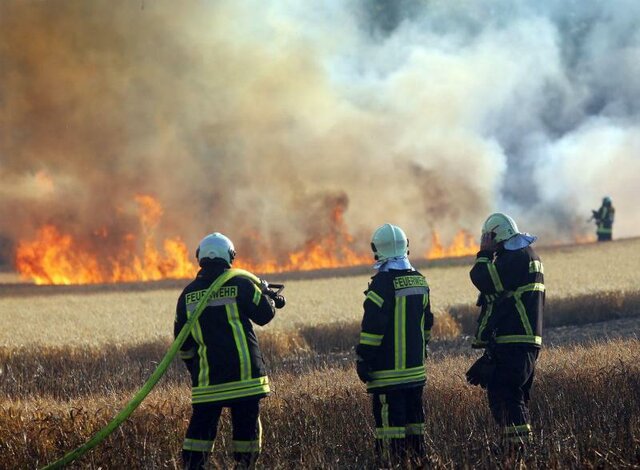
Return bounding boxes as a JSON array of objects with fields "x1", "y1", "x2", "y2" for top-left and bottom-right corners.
[
  {"x1": 179, "y1": 265, "x2": 274, "y2": 402},
  {"x1": 365, "y1": 269, "x2": 431, "y2": 391}
]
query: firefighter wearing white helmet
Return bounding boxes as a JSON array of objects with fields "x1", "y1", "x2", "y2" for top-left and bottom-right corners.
[
  {"x1": 482, "y1": 213, "x2": 519, "y2": 243},
  {"x1": 196, "y1": 232, "x2": 236, "y2": 264},
  {"x1": 356, "y1": 223, "x2": 433, "y2": 466},
  {"x1": 370, "y1": 223, "x2": 409, "y2": 262},
  {"x1": 175, "y1": 232, "x2": 285, "y2": 469},
  {"x1": 466, "y1": 213, "x2": 545, "y2": 451}
]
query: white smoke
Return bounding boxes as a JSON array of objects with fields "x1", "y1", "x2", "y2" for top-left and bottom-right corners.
[{"x1": 1, "y1": 0, "x2": 639, "y2": 265}]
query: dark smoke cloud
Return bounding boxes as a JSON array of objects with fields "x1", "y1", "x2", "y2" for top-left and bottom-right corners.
[{"x1": 1, "y1": 0, "x2": 639, "y2": 266}]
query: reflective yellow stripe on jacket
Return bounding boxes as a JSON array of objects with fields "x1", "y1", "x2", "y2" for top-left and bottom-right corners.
[
  {"x1": 477, "y1": 282, "x2": 545, "y2": 347},
  {"x1": 192, "y1": 376, "x2": 270, "y2": 403},
  {"x1": 366, "y1": 365, "x2": 426, "y2": 391}
]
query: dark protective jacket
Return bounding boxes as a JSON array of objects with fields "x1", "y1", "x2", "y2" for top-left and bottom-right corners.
[
  {"x1": 470, "y1": 245, "x2": 544, "y2": 348},
  {"x1": 174, "y1": 261, "x2": 276, "y2": 404},
  {"x1": 595, "y1": 204, "x2": 615, "y2": 236},
  {"x1": 356, "y1": 269, "x2": 434, "y2": 392}
]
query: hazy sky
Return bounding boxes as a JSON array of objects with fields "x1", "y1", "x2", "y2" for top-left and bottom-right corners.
[{"x1": 1, "y1": 0, "x2": 638, "y2": 263}]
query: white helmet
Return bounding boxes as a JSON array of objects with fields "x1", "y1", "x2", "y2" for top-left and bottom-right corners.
[
  {"x1": 196, "y1": 232, "x2": 236, "y2": 265},
  {"x1": 482, "y1": 213, "x2": 519, "y2": 243},
  {"x1": 371, "y1": 224, "x2": 409, "y2": 261}
]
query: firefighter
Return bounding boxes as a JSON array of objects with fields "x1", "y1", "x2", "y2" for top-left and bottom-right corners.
[
  {"x1": 355, "y1": 223, "x2": 433, "y2": 466},
  {"x1": 592, "y1": 196, "x2": 615, "y2": 241},
  {"x1": 467, "y1": 213, "x2": 544, "y2": 450},
  {"x1": 175, "y1": 232, "x2": 286, "y2": 469}
]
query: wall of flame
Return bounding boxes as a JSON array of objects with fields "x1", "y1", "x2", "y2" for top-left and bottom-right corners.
[
  {"x1": 3, "y1": 1, "x2": 640, "y2": 284},
  {"x1": 14, "y1": 194, "x2": 478, "y2": 284}
]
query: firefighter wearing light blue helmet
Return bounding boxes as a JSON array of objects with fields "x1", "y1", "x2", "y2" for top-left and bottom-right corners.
[
  {"x1": 196, "y1": 232, "x2": 236, "y2": 265},
  {"x1": 370, "y1": 223, "x2": 413, "y2": 271}
]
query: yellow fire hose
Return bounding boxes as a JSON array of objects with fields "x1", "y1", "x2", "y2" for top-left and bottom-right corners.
[{"x1": 41, "y1": 268, "x2": 261, "y2": 469}]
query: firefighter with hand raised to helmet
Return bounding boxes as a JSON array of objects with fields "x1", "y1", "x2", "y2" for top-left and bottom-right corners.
[
  {"x1": 466, "y1": 213, "x2": 545, "y2": 452},
  {"x1": 356, "y1": 224, "x2": 434, "y2": 466},
  {"x1": 174, "y1": 232, "x2": 286, "y2": 469}
]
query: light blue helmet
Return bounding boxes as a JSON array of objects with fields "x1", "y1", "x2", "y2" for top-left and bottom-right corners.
[
  {"x1": 196, "y1": 232, "x2": 236, "y2": 265},
  {"x1": 371, "y1": 224, "x2": 409, "y2": 261}
]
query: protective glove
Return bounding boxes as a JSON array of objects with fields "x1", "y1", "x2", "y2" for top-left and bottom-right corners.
[
  {"x1": 465, "y1": 351, "x2": 495, "y2": 389},
  {"x1": 263, "y1": 289, "x2": 286, "y2": 309},
  {"x1": 271, "y1": 294, "x2": 286, "y2": 309},
  {"x1": 260, "y1": 279, "x2": 286, "y2": 308},
  {"x1": 480, "y1": 231, "x2": 497, "y2": 253},
  {"x1": 356, "y1": 360, "x2": 372, "y2": 383}
]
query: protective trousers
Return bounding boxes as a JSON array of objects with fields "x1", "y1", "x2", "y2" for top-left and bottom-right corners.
[
  {"x1": 182, "y1": 398, "x2": 262, "y2": 469},
  {"x1": 487, "y1": 346, "x2": 539, "y2": 447},
  {"x1": 372, "y1": 386, "x2": 425, "y2": 466}
]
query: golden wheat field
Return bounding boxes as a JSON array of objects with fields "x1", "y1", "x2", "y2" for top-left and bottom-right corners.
[{"x1": 1, "y1": 238, "x2": 640, "y2": 468}]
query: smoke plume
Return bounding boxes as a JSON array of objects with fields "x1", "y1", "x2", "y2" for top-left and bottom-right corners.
[{"x1": 1, "y1": 0, "x2": 639, "y2": 267}]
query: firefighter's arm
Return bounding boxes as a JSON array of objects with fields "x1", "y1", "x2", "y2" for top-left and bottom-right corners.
[
  {"x1": 423, "y1": 289, "x2": 434, "y2": 345},
  {"x1": 472, "y1": 310, "x2": 488, "y2": 349},
  {"x1": 423, "y1": 290, "x2": 434, "y2": 358},
  {"x1": 240, "y1": 280, "x2": 277, "y2": 326},
  {"x1": 174, "y1": 293, "x2": 196, "y2": 368},
  {"x1": 474, "y1": 252, "x2": 523, "y2": 345},
  {"x1": 470, "y1": 251, "x2": 504, "y2": 296},
  {"x1": 355, "y1": 285, "x2": 387, "y2": 364},
  {"x1": 493, "y1": 249, "x2": 526, "y2": 292}
]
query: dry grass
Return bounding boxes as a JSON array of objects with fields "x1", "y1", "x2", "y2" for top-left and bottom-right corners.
[
  {"x1": 0, "y1": 239, "x2": 640, "y2": 345},
  {"x1": 1, "y1": 339, "x2": 639, "y2": 468},
  {"x1": 2, "y1": 239, "x2": 640, "y2": 468},
  {"x1": 2, "y1": 238, "x2": 639, "y2": 347}
]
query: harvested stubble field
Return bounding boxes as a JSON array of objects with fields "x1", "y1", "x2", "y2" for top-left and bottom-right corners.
[{"x1": 1, "y1": 238, "x2": 640, "y2": 468}]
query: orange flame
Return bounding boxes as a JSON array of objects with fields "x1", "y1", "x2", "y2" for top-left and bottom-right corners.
[
  {"x1": 15, "y1": 224, "x2": 198, "y2": 285},
  {"x1": 234, "y1": 201, "x2": 371, "y2": 273},
  {"x1": 426, "y1": 230, "x2": 479, "y2": 259},
  {"x1": 15, "y1": 225, "x2": 104, "y2": 285},
  {"x1": 15, "y1": 195, "x2": 198, "y2": 285},
  {"x1": 14, "y1": 194, "x2": 486, "y2": 285}
]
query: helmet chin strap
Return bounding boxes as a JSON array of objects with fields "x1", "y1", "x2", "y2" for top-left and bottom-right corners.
[{"x1": 371, "y1": 242, "x2": 379, "y2": 260}]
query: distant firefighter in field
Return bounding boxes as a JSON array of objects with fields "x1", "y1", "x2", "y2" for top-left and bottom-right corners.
[
  {"x1": 175, "y1": 233, "x2": 286, "y2": 470},
  {"x1": 355, "y1": 224, "x2": 433, "y2": 466},
  {"x1": 591, "y1": 196, "x2": 615, "y2": 241},
  {"x1": 465, "y1": 213, "x2": 544, "y2": 452}
]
